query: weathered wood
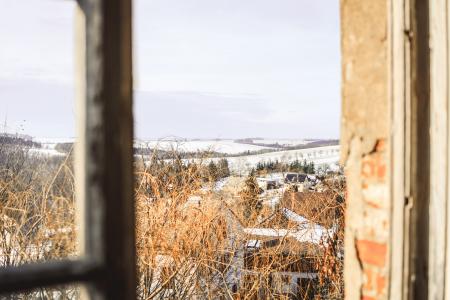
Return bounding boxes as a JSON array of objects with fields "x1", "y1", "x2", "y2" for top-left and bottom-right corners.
[
  {"x1": 0, "y1": 0, "x2": 135, "y2": 298},
  {"x1": 389, "y1": 0, "x2": 408, "y2": 298},
  {"x1": 0, "y1": 260, "x2": 100, "y2": 295},
  {"x1": 78, "y1": 0, "x2": 136, "y2": 298},
  {"x1": 407, "y1": 0, "x2": 431, "y2": 299},
  {"x1": 428, "y1": 0, "x2": 448, "y2": 299},
  {"x1": 98, "y1": 0, "x2": 136, "y2": 298},
  {"x1": 445, "y1": 1, "x2": 450, "y2": 298}
]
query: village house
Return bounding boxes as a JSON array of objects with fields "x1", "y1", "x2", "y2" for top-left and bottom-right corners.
[
  {"x1": 147, "y1": 192, "x2": 332, "y2": 299},
  {"x1": 240, "y1": 208, "x2": 328, "y2": 299}
]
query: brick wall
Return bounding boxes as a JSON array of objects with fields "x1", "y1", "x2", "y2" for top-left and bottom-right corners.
[{"x1": 341, "y1": 1, "x2": 390, "y2": 299}]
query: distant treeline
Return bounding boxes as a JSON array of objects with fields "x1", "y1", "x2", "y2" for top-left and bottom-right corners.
[
  {"x1": 134, "y1": 140, "x2": 339, "y2": 160},
  {"x1": 252, "y1": 159, "x2": 316, "y2": 175},
  {"x1": 135, "y1": 156, "x2": 230, "y2": 199},
  {"x1": 283, "y1": 139, "x2": 339, "y2": 150},
  {"x1": 139, "y1": 151, "x2": 231, "y2": 181},
  {"x1": 0, "y1": 135, "x2": 41, "y2": 148},
  {"x1": 133, "y1": 147, "x2": 275, "y2": 159},
  {"x1": 53, "y1": 139, "x2": 339, "y2": 160},
  {"x1": 54, "y1": 143, "x2": 73, "y2": 153},
  {"x1": 53, "y1": 143, "x2": 269, "y2": 159},
  {"x1": 233, "y1": 139, "x2": 340, "y2": 150}
]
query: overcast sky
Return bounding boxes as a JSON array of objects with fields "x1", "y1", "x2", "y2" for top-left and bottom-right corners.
[{"x1": 0, "y1": 0, "x2": 340, "y2": 140}]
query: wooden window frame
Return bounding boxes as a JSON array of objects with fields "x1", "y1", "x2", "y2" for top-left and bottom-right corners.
[
  {"x1": 390, "y1": 0, "x2": 450, "y2": 299},
  {"x1": 0, "y1": 0, "x2": 136, "y2": 299}
]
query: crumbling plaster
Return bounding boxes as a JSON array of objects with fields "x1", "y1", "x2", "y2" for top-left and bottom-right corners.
[{"x1": 341, "y1": 1, "x2": 391, "y2": 299}]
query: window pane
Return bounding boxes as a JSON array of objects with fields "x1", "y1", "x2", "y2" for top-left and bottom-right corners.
[{"x1": 0, "y1": 0, "x2": 78, "y2": 267}]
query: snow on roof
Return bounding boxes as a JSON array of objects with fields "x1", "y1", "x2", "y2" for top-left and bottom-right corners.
[
  {"x1": 246, "y1": 239, "x2": 261, "y2": 248},
  {"x1": 244, "y1": 208, "x2": 331, "y2": 244},
  {"x1": 243, "y1": 227, "x2": 324, "y2": 244},
  {"x1": 281, "y1": 208, "x2": 315, "y2": 225},
  {"x1": 307, "y1": 174, "x2": 317, "y2": 180},
  {"x1": 256, "y1": 177, "x2": 276, "y2": 182},
  {"x1": 267, "y1": 196, "x2": 281, "y2": 208}
]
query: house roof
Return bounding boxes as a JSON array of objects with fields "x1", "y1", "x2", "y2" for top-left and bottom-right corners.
[
  {"x1": 243, "y1": 227, "x2": 324, "y2": 244},
  {"x1": 281, "y1": 191, "x2": 341, "y2": 228},
  {"x1": 285, "y1": 173, "x2": 308, "y2": 183}
]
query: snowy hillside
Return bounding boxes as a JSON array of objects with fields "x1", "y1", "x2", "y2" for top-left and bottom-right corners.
[
  {"x1": 208, "y1": 145, "x2": 340, "y2": 174},
  {"x1": 27, "y1": 137, "x2": 340, "y2": 174},
  {"x1": 137, "y1": 139, "x2": 276, "y2": 154},
  {"x1": 245, "y1": 139, "x2": 309, "y2": 147}
]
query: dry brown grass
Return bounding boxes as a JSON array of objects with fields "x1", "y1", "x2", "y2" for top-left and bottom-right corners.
[
  {"x1": 0, "y1": 144, "x2": 344, "y2": 299},
  {"x1": 0, "y1": 145, "x2": 77, "y2": 298}
]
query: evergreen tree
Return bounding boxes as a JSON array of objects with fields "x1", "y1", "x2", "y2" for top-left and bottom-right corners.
[
  {"x1": 217, "y1": 158, "x2": 230, "y2": 178},
  {"x1": 208, "y1": 161, "x2": 218, "y2": 181},
  {"x1": 239, "y1": 175, "x2": 262, "y2": 224},
  {"x1": 306, "y1": 162, "x2": 315, "y2": 174}
]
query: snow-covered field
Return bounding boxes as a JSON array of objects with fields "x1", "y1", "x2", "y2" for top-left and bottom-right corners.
[
  {"x1": 208, "y1": 145, "x2": 340, "y2": 174},
  {"x1": 249, "y1": 139, "x2": 309, "y2": 147},
  {"x1": 28, "y1": 137, "x2": 340, "y2": 174},
  {"x1": 136, "y1": 139, "x2": 276, "y2": 154},
  {"x1": 33, "y1": 137, "x2": 75, "y2": 154},
  {"x1": 28, "y1": 148, "x2": 66, "y2": 157},
  {"x1": 35, "y1": 137, "x2": 75, "y2": 145}
]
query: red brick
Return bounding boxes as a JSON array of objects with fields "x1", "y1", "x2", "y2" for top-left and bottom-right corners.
[
  {"x1": 362, "y1": 160, "x2": 375, "y2": 178},
  {"x1": 363, "y1": 267, "x2": 387, "y2": 295},
  {"x1": 377, "y1": 163, "x2": 386, "y2": 180},
  {"x1": 366, "y1": 200, "x2": 382, "y2": 209},
  {"x1": 356, "y1": 240, "x2": 387, "y2": 267},
  {"x1": 375, "y1": 139, "x2": 386, "y2": 152},
  {"x1": 362, "y1": 268, "x2": 374, "y2": 292},
  {"x1": 362, "y1": 156, "x2": 386, "y2": 182},
  {"x1": 376, "y1": 273, "x2": 386, "y2": 295}
]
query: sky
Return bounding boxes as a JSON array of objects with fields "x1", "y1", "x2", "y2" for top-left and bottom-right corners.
[{"x1": 0, "y1": 0, "x2": 340, "y2": 140}]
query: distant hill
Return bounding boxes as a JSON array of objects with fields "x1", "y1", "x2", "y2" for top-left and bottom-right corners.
[
  {"x1": 233, "y1": 138, "x2": 339, "y2": 150},
  {"x1": 0, "y1": 133, "x2": 41, "y2": 148}
]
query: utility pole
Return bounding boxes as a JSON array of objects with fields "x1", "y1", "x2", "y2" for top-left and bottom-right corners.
[{"x1": 2, "y1": 113, "x2": 7, "y2": 135}]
